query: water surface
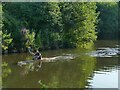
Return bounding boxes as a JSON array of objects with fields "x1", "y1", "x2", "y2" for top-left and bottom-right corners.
[{"x1": 2, "y1": 40, "x2": 119, "y2": 88}]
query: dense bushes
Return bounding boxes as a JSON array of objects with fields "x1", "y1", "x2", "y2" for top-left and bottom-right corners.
[
  {"x1": 1, "y1": 2, "x2": 119, "y2": 53},
  {"x1": 96, "y1": 2, "x2": 119, "y2": 39}
]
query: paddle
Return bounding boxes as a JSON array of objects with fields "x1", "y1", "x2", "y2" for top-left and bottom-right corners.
[{"x1": 28, "y1": 46, "x2": 34, "y2": 55}]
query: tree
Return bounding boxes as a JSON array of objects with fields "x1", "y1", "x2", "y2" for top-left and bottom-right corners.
[
  {"x1": 34, "y1": 31, "x2": 42, "y2": 50},
  {"x1": 60, "y1": 2, "x2": 98, "y2": 48},
  {"x1": 97, "y1": 2, "x2": 118, "y2": 39},
  {"x1": 118, "y1": 2, "x2": 120, "y2": 39},
  {"x1": 3, "y1": 2, "x2": 62, "y2": 50},
  {"x1": 2, "y1": 2, "x2": 99, "y2": 51},
  {"x1": 0, "y1": 4, "x2": 12, "y2": 52}
]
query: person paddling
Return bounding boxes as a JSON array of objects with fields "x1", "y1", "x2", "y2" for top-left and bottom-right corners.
[
  {"x1": 33, "y1": 50, "x2": 42, "y2": 60},
  {"x1": 28, "y1": 47, "x2": 42, "y2": 60}
]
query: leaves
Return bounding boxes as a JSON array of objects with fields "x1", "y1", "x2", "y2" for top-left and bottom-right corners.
[
  {"x1": 25, "y1": 30, "x2": 35, "y2": 47},
  {"x1": 2, "y1": 2, "x2": 100, "y2": 51},
  {"x1": 60, "y1": 3, "x2": 98, "y2": 48},
  {"x1": 1, "y1": 30, "x2": 13, "y2": 51},
  {"x1": 97, "y1": 2, "x2": 118, "y2": 38}
]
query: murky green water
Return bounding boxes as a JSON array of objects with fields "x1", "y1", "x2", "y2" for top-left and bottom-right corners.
[{"x1": 2, "y1": 40, "x2": 119, "y2": 88}]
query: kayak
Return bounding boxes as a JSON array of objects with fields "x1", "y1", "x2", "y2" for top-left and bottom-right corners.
[
  {"x1": 17, "y1": 58, "x2": 54, "y2": 66},
  {"x1": 17, "y1": 55, "x2": 74, "y2": 66}
]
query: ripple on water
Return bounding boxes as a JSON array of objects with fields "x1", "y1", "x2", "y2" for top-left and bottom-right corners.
[{"x1": 87, "y1": 47, "x2": 120, "y2": 58}]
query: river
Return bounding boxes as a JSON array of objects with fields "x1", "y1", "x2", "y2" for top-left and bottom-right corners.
[{"x1": 2, "y1": 40, "x2": 120, "y2": 88}]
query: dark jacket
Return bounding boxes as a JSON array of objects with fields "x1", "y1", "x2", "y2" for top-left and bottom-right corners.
[{"x1": 34, "y1": 52, "x2": 42, "y2": 59}]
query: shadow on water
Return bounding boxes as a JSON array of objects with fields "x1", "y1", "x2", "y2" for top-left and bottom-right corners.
[{"x1": 2, "y1": 40, "x2": 119, "y2": 88}]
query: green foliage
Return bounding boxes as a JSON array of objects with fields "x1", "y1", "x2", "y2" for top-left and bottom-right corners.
[
  {"x1": 12, "y1": 30, "x2": 24, "y2": 51},
  {"x1": 96, "y1": 2, "x2": 118, "y2": 39},
  {"x1": 25, "y1": 30, "x2": 35, "y2": 48},
  {"x1": 34, "y1": 31, "x2": 42, "y2": 49},
  {"x1": 3, "y1": 2, "x2": 63, "y2": 50},
  {"x1": 60, "y1": 2, "x2": 98, "y2": 48},
  {"x1": 2, "y1": 2, "x2": 100, "y2": 52},
  {"x1": 2, "y1": 30, "x2": 12, "y2": 51},
  {"x1": 49, "y1": 32, "x2": 62, "y2": 49},
  {"x1": 119, "y1": 2, "x2": 120, "y2": 39},
  {"x1": 0, "y1": 3, "x2": 3, "y2": 30},
  {"x1": 0, "y1": 4, "x2": 13, "y2": 51}
]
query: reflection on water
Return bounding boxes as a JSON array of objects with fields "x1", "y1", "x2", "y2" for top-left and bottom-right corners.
[
  {"x1": 87, "y1": 57, "x2": 119, "y2": 88},
  {"x1": 88, "y1": 70, "x2": 118, "y2": 88},
  {"x1": 2, "y1": 40, "x2": 119, "y2": 88},
  {"x1": 87, "y1": 47, "x2": 119, "y2": 57},
  {"x1": 17, "y1": 54, "x2": 77, "y2": 66},
  {"x1": 2, "y1": 62, "x2": 11, "y2": 79}
]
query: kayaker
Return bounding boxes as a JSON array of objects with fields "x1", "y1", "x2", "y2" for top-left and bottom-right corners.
[
  {"x1": 33, "y1": 50, "x2": 42, "y2": 60},
  {"x1": 28, "y1": 46, "x2": 42, "y2": 60}
]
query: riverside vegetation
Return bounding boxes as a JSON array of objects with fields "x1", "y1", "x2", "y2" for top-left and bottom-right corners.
[
  {"x1": 1, "y1": 2, "x2": 120, "y2": 88},
  {"x1": 1, "y1": 2, "x2": 119, "y2": 53}
]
